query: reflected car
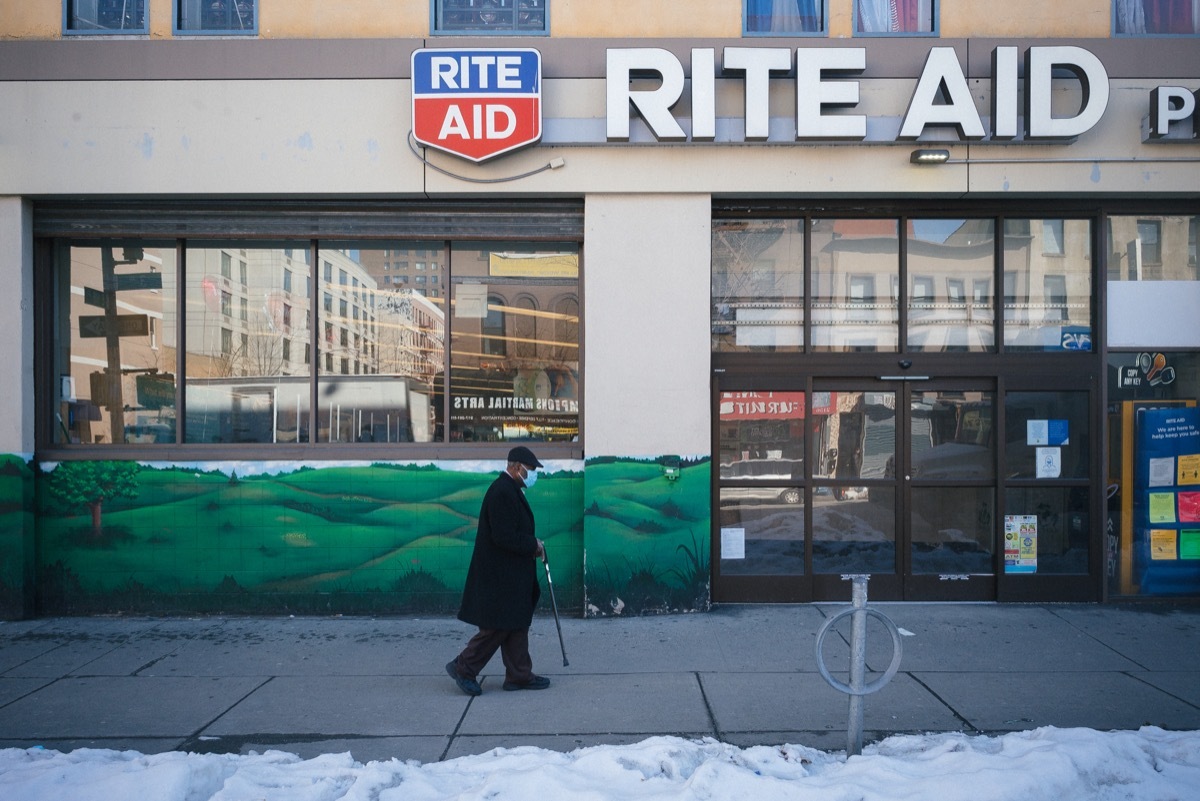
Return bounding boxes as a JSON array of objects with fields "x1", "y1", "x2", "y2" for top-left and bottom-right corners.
[
  {"x1": 721, "y1": 485, "x2": 803, "y2": 505},
  {"x1": 719, "y1": 458, "x2": 804, "y2": 505}
]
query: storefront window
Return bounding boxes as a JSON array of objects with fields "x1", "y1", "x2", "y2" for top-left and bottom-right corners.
[
  {"x1": 48, "y1": 233, "x2": 579, "y2": 448},
  {"x1": 317, "y1": 243, "x2": 445, "y2": 444},
  {"x1": 51, "y1": 241, "x2": 176, "y2": 445},
  {"x1": 908, "y1": 219, "x2": 995, "y2": 352},
  {"x1": 744, "y1": 0, "x2": 826, "y2": 35},
  {"x1": 1004, "y1": 486, "x2": 1091, "y2": 575},
  {"x1": 1005, "y1": 391, "x2": 1090, "y2": 480},
  {"x1": 1003, "y1": 219, "x2": 1092, "y2": 351},
  {"x1": 184, "y1": 243, "x2": 311, "y2": 444},
  {"x1": 1107, "y1": 215, "x2": 1199, "y2": 280},
  {"x1": 811, "y1": 219, "x2": 899, "y2": 352},
  {"x1": 712, "y1": 220, "x2": 805, "y2": 352},
  {"x1": 717, "y1": 391, "x2": 806, "y2": 575},
  {"x1": 1108, "y1": 351, "x2": 1200, "y2": 596},
  {"x1": 448, "y1": 243, "x2": 580, "y2": 443}
]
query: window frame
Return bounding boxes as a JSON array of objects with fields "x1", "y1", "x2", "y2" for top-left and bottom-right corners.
[
  {"x1": 1113, "y1": 0, "x2": 1200, "y2": 36},
  {"x1": 173, "y1": 0, "x2": 258, "y2": 37},
  {"x1": 852, "y1": 0, "x2": 939, "y2": 37},
  {"x1": 742, "y1": 0, "x2": 830, "y2": 37},
  {"x1": 63, "y1": 0, "x2": 149, "y2": 36},
  {"x1": 431, "y1": 0, "x2": 550, "y2": 36},
  {"x1": 34, "y1": 200, "x2": 583, "y2": 457}
]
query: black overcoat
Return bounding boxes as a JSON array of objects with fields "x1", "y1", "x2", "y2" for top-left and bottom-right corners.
[{"x1": 457, "y1": 471, "x2": 541, "y2": 630}]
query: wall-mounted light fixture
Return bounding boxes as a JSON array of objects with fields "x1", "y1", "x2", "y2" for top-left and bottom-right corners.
[{"x1": 909, "y1": 148, "x2": 951, "y2": 165}]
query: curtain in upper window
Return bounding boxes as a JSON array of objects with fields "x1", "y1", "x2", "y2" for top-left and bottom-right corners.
[
  {"x1": 746, "y1": 0, "x2": 824, "y2": 34},
  {"x1": 856, "y1": 0, "x2": 934, "y2": 33},
  {"x1": 1116, "y1": 0, "x2": 1199, "y2": 34}
]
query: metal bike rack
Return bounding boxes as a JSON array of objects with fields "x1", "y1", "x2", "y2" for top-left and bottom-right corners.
[{"x1": 814, "y1": 574, "x2": 904, "y2": 757}]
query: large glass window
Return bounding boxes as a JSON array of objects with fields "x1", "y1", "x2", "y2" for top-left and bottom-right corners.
[
  {"x1": 714, "y1": 213, "x2": 1097, "y2": 356},
  {"x1": 448, "y1": 243, "x2": 579, "y2": 443},
  {"x1": 908, "y1": 219, "x2": 995, "y2": 352},
  {"x1": 184, "y1": 243, "x2": 311, "y2": 444},
  {"x1": 65, "y1": 0, "x2": 147, "y2": 33},
  {"x1": 433, "y1": 0, "x2": 548, "y2": 34},
  {"x1": 1107, "y1": 215, "x2": 1199, "y2": 281},
  {"x1": 712, "y1": 220, "x2": 805, "y2": 352},
  {"x1": 1114, "y1": 0, "x2": 1200, "y2": 34},
  {"x1": 52, "y1": 241, "x2": 175, "y2": 445},
  {"x1": 175, "y1": 0, "x2": 257, "y2": 33},
  {"x1": 1107, "y1": 351, "x2": 1200, "y2": 597},
  {"x1": 811, "y1": 219, "x2": 899, "y2": 352},
  {"x1": 1004, "y1": 219, "x2": 1093, "y2": 352},
  {"x1": 855, "y1": 0, "x2": 936, "y2": 34},
  {"x1": 48, "y1": 235, "x2": 578, "y2": 448},
  {"x1": 317, "y1": 243, "x2": 445, "y2": 444},
  {"x1": 1003, "y1": 390, "x2": 1091, "y2": 576},
  {"x1": 744, "y1": 1, "x2": 826, "y2": 35},
  {"x1": 717, "y1": 391, "x2": 807, "y2": 575}
]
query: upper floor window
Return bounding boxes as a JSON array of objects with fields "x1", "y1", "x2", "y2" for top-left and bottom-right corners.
[
  {"x1": 65, "y1": 0, "x2": 148, "y2": 34},
  {"x1": 1115, "y1": 0, "x2": 1200, "y2": 34},
  {"x1": 744, "y1": 1, "x2": 826, "y2": 35},
  {"x1": 855, "y1": 0, "x2": 936, "y2": 35},
  {"x1": 175, "y1": 0, "x2": 257, "y2": 35},
  {"x1": 433, "y1": 0, "x2": 549, "y2": 35}
]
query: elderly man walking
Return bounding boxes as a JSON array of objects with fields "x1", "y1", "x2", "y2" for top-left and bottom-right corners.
[{"x1": 446, "y1": 446, "x2": 551, "y2": 695}]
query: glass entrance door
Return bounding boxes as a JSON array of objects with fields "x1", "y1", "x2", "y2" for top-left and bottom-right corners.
[
  {"x1": 809, "y1": 379, "x2": 997, "y2": 601},
  {"x1": 714, "y1": 379, "x2": 998, "y2": 602},
  {"x1": 902, "y1": 383, "x2": 997, "y2": 600}
]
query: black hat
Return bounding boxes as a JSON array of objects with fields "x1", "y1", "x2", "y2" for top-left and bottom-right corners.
[{"x1": 507, "y1": 446, "x2": 543, "y2": 469}]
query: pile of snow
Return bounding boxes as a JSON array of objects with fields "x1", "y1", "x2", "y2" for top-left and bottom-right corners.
[{"x1": 2, "y1": 727, "x2": 1198, "y2": 801}]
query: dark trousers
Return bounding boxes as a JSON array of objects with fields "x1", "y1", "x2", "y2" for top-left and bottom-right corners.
[{"x1": 454, "y1": 627, "x2": 534, "y2": 684}]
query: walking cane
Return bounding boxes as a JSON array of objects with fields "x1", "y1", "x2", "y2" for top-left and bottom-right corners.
[{"x1": 542, "y1": 550, "x2": 569, "y2": 667}]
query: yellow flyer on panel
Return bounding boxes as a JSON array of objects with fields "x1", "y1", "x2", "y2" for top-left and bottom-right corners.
[
  {"x1": 1150, "y1": 530, "x2": 1178, "y2": 560},
  {"x1": 1179, "y1": 454, "x2": 1200, "y2": 485}
]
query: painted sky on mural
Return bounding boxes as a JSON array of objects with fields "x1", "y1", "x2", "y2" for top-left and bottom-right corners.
[{"x1": 2, "y1": 728, "x2": 1199, "y2": 801}]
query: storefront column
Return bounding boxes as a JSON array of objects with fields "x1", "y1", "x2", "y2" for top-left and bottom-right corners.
[
  {"x1": 0, "y1": 197, "x2": 35, "y2": 618},
  {"x1": 581, "y1": 194, "x2": 713, "y2": 615}
]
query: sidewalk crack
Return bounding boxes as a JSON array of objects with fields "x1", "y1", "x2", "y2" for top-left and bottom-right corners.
[{"x1": 694, "y1": 673, "x2": 722, "y2": 741}]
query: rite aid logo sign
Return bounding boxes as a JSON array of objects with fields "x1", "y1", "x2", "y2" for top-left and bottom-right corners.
[{"x1": 411, "y1": 48, "x2": 543, "y2": 163}]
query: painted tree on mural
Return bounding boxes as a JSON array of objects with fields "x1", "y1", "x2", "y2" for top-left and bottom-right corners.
[{"x1": 44, "y1": 462, "x2": 140, "y2": 539}]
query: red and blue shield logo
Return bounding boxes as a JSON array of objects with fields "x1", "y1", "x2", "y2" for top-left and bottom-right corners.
[{"x1": 411, "y1": 48, "x2": 543, "y2": 163}]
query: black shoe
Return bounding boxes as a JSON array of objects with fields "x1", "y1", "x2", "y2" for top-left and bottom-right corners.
[
  {"x1": 446, "y1": 660, "x2": 482, "y2": 696},
  {"x1": 502, "y1": 675, "x2": 551, "y2": 691}
]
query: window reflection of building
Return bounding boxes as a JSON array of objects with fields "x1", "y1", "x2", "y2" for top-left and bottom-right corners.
[
  {"x1": 1108, "y1": 215, "x2": 1199, "y2": 281},
  {"x1": 53, "y1": 237, "x2": 578, "y2": 447},
  {"x1": 449, "y1": 246, "x2": 580, "y2": 443},
  {"x1": 811, "y1": 218, "x2": 900, "y2": 352},
  {"x1": 711, "y1": 219, "x2": 804, "y2": 353},
  {"x1": 56, "y1": 243, "x2": 174, "y2": 445}
]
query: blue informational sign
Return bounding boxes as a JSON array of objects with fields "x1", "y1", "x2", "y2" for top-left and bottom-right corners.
[{"x1": 1134, "y1": 406, "x2": 1200, "y2": 594}]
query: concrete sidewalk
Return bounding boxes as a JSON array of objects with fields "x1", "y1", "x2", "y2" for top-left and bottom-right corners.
[{"x1": 0, "y1": 603, "x2": 1197, "y2": 763}]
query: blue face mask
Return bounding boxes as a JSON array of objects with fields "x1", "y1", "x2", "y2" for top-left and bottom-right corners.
[{"x1": 521, "y1": 465, "x2": 539, "y2": 489}]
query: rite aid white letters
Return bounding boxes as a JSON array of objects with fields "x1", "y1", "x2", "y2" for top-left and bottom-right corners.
[{"x1": 606, "y1": 46, "x2": 1119, "y2": 143}]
